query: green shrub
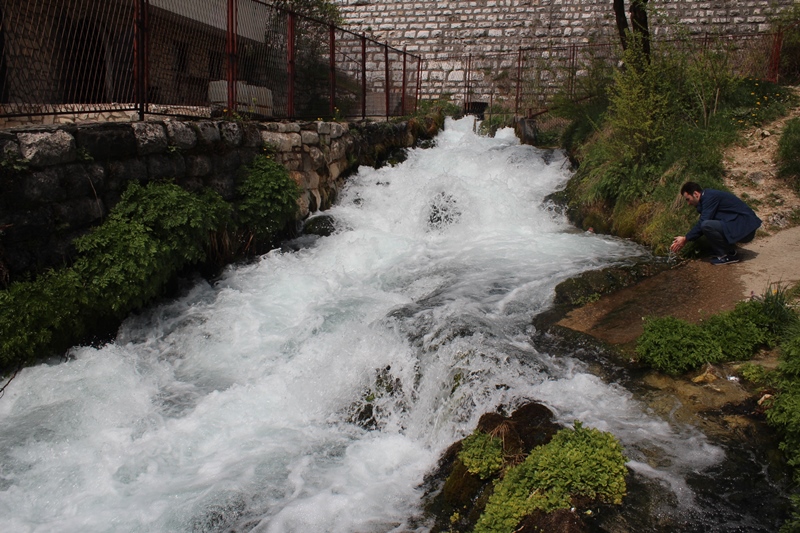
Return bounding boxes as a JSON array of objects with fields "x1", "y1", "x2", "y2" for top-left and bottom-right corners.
[
  {"x1": 474, "y1": 422, "x2": 627, "y2": 533},
  {"x1": 416, "y1": 96, "x2": 463, "y2": 119},
  {"x1": 0, "y1": 182, "x2": 232, "y2": 372},
  {"x1": 458, "y1": 431, "x2": 505, "y2": 480},
  {"x1": 74, "y1": 182, "x2": 230, "y2": 316},
  {"x1": 778, "y1": 118, "x2": 800, "y2": 185},
  {"x1": 636, "y1": 287, "x2": 798, "y2": 375},
  {"x1": 236, "y1": 154, "x2": 301, "y2": 240},
  {"x1": 700, "y1": 301, "x2": 770, "y2": 361},
  {"x1": 636, "y1": 316, "x2": 723, "y2": 375},
  {"x1": 0, "y1": 268, "x2": 85, "y2": 368},
  {"x1": 605, "y1": 34, "x2": 671, "y2": 168}
]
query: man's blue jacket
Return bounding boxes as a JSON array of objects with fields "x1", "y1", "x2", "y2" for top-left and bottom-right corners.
[{"x1": 685, "y1": 188, "x2": 762, "y2": 244}]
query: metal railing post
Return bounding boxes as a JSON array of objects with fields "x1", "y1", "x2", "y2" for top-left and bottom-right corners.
[
  {"x1": 384, "y1": 43, "x2": 390, "y2": 118},
  {"x1": 361, "y1": 35, "x2": 367, "y2": 119},
  {"x1": 329, "y1": 25, "x2": 336, "y2": 117},
  {"x1": 464, "y1": 53, "x2": 471, "y2": 114},
  {"x1": 226, "y1": 0, "x2": 238, "y2": 117},
  {"x1": 768, "y1": 30, "x2": 784, "y2": 83},
  {"x1": 415, "y1": 57, "x2": 422, "y2": 113},
  {"x1": 134, "y1": 0, "x2": 149, "y2": 121},
  {"x1": 515, "y1": 50, "x2": 522, "y2": 118},
  {"x1": 287, "y1": 11, "x2": 296, "y2": 118},
  {"x1": 401, "y1": 47, "x2": 407, "y2": 115}
]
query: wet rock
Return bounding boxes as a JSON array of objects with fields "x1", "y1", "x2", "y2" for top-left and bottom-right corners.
[
  {"x1": 302, "y1": 214, "x2": 337, "y2": 237},
  {"x1": 550, "y1": 259, "x2": 672, "y2": 310},
  {"x1": 517, "y1": 508, "x2": 587, "y2": 533},
  {"x1": 422, "y1": 402, "x2": 563, "y2": 533}
]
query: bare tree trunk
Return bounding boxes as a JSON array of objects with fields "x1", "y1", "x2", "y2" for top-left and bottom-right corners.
[
  {"x1": 630, "y1": 0, "x2": 650, "y2": 58},
  {"x1": 613, "y1": 0, "x2": 629, "y2": 50}
]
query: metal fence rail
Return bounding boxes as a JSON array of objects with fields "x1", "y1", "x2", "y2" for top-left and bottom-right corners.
[
  {"x1": 0, "y1": 0, "x2": 422, "y2": 127},
  {"x1": 426, "y1": 31, "x2": 782, "y2": 119}
]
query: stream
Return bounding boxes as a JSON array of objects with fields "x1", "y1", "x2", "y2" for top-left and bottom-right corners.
[{"x1": 0, "y1": 117, "x2": 786, "y2": 532}]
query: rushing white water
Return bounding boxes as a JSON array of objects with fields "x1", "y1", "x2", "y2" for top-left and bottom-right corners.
[{"x1": 0, "y1": 118, "x2": 724, "y2": 532}]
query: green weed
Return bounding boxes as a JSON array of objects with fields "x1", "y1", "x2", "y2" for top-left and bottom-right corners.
[
  {"x1": 778, "y1": 118, "x2": 800, "y2": 188},
  {"x1": 458, "y1": 431, "x2": 505, "y2": 480},
  {"x1": 637, "y1": 286, "x2": 798, "y2": 375},
  {"x1": 474, "y1": 422, "x2": 627, "y2": 533}
]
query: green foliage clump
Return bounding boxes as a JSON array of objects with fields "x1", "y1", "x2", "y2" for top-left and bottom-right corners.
[
  {"x1": 0, "y1": 181, "x2": 249, "y2": 372},
  {"x1": 416, "y1": 95, "x2": 463, "y2": 119},
  {"x1": 0, "y1": 269, "x2": 85, "y2": 368},
  {"x1": 700, "y1": 301, "x2": 770, "y2": 360},
  {"x1": 0, "y1": 167, "x2": 303, "y2": 372},
  {"x1": 766, "y1": 330, "x2": 800, "y2": 473},
  {"x1": 458, "y1": 431, "x2": 505, "y2": 480},
  {"x1": 778, "y1": 118, "x2": 800, "y2": 187},
  {"x1": 637, "y1": 316, "x2": 723, "y2": 375},
  {"x1": 638, "y1": 286, "x2": 798, "y2": 375},
  {"x1": 474, "y1": 422, "x2": 627, "y2": 533},
  {"x1": 74, "y1": 183, "x2": 230, "y2": 316},
  {"x1": 236, "y1": 154, "x2": 301, "y2": 241},
  {"x1": 561, "y1": 27, "x2": 796, "y2": 252}
]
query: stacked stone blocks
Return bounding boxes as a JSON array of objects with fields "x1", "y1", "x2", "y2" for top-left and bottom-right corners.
[{"x1": 0, "y1": 118, "x2": 359, "y2": 281}]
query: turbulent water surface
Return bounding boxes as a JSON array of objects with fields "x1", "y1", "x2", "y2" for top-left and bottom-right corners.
[{"x1": 0, "y1": 118, "x2": 780, "y2": 532}]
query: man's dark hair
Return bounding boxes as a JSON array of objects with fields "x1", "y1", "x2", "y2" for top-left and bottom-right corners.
[{"x1": 680, "y1": 182, "x2": 703, "y2": 195}]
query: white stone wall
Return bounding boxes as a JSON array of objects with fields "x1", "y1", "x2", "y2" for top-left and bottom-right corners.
[{"x1": 335, "y1": 0, "x2": 795, "y2": 101}]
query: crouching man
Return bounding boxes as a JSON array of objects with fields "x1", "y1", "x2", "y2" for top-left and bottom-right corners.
[{"x1": 670, "y1": 181, "x2": 761, "y2": 265}]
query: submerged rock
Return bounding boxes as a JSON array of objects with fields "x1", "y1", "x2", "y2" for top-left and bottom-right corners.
[{"x1": 302, "y1": 214, "x2": 337, "y2": 237}]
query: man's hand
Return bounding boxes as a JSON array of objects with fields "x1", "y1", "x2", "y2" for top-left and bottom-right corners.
[{"x1": 670, "y1": 236, "x2": 686, "y2": 253}]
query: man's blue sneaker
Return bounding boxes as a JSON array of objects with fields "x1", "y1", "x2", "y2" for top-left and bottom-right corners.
[{"x1": 711, "y1": 254, "x2": 740, "y2": 265}]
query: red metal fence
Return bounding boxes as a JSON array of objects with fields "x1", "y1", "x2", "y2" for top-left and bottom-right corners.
[{"x1": 0, "y1": 0, "x2": 421, "y2": 127}]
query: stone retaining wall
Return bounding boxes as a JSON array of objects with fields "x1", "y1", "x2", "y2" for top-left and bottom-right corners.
[
  {"x1": 336, "y1": 0, "x2": 794, "y2": 99},
  {"x1": 0, "y1": 118, "x2": 421, "y2": 283}
]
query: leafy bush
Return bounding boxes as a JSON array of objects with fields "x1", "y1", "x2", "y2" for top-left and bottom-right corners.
[
  {"x1": 458, "y1": 431, "x2": 505, "y2": 480},
  {"x1": 767, "y1": 328, "x2": 800, "y2": 481},
  {"x1": 474, "y1": 422, "x2": 627, "y2": 533},
  {"x1": 778, "y1": 118, "x2": 800, "y2": 185},
  {"x1": 762, "y1": 318, "x2": 800, "y2": 532},
  {"x1": 0, "y1": 269, "x2": 85, "y2": 368},
  {"x1": 236, "y1": 154, "x2": 301, "y2": 241},
  {"x1": 0, "y1": 168, "x2": 305, "y2": 373},
  {"x1": 74, "y1": 183, "x2": 230, "y2": 316},
  {"x1": 700, "y1": 301, "x2": 770, "y2": 361},
  {"x1": 637, "y1": 285, "x2": 798, "y2": 375},
  {"x1": 636, "y1": 316, "x2": 723, "y2": 375}
]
